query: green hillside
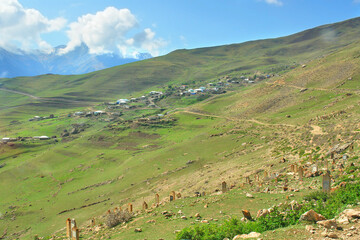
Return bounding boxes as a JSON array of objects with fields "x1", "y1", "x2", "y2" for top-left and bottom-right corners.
[{"x1": 0, "y1": 17, "x2": 360, "y2": 240}]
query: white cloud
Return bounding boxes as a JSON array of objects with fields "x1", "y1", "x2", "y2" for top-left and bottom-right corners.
[
  {"x1": 60, "y1": 7, "x2": 166, "y2": 57},
  {"x1": 0, "y1": 0, "x2": 66, "y2": 53},
  {"x1": 263, "y1": 0, "x2": 283, "y2": 6}
]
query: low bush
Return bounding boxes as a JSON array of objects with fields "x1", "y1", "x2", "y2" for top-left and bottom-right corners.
[
  {"x1": 105, "y1": 210, "x2": 133, "y2": 228},
  {"x1": 176, "y1": 183, "x2": 360, "y2": 240}
]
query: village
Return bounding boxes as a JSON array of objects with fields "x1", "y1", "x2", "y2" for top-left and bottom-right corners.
[{"x1": 0, "y1": 73, "x2": 273, "y2": 144}]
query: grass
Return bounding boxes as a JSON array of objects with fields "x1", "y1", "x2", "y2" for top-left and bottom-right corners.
[{"x1": 1, "y1": 17, "x2": 360, "y2": 240}]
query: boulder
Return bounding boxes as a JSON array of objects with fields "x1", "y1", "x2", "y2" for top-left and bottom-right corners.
[
  {"x1": 327, "y1": 232, "x2": 338, "y2": 239},
  {"x1": 299, "y1": 209, "x2": 326, "y2": 222},
  {"x1": 134, "y1": 228, "x2": 142, "y2": 232},
  {"x1": 305, "y1": 225, "x2": 315, "y2": 233},
  {"x1": 233, "y1": 232, "x2": 261, "y2": 239},
  {"x1": 317, "y1": 219, "x2": 337, "y2": 229},
  {"x1": 242, "y1": 210, "x2": 253, "y2": 221},
  {"x1": 342, "y1": 209, "x2": 360, "y2": 219},
  {"x1": 256, "y1": 209, "x2": 269, "y2": 218},
  {"x1": 246, "y1": 193, "x2": 254, "y2": 198}
]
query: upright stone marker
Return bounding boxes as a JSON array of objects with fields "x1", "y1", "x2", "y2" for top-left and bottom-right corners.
[
  {"x1": 171, "y1": 191, "x2": 176, "y2": 201},
  {"x1": 128, "y1": 203, "x2": 133, "y2": 213},
  {"x1": 322, "y1": 171, "x2": 331, "y2": 193},
  {"x1": 71, "y1": 227, "x2": 79, "y2": 240},
  {"x1": 169, "y1": 195, "x2": 174, "y2": 201},
  {"x1": 142, "y1": 201, "x2": 148, "y2": 210},
  {"x1": 66, "y1": 218, "x2": 71, "y2": 238},
  {"x1": 298, "y1": 167, "x2": 303, "y2": 181},
  {"x1": 222, "y1": 181, "x2": 227, "y2": 193},
  {"x1": 90, "y1": 218, "x2": 95, "y2": 227},
  {"x1": 155, "y1": 193, "x2": 160, "y2": 205}
]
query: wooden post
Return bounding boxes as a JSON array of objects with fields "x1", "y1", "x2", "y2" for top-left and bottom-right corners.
[
  {"x1": 155, "y1": 193, "x2": 159, "y2": 205},
  {"x1": 128, "y1": 203, "x2": 133, "y2": 213},
  {"x1": 171, "y1": 191, "x2": 176, "y2": 201},
  {"x1": 66, "y1": 218, "x2": 71, "y2": 238},
  {"x1": 222, "y1": 181, "x2": 227, "y2": 193}
]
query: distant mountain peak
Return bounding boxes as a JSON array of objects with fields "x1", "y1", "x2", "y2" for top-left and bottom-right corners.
[{"x1": 0, "y1": 45, "x2": 153, "y2": 78}]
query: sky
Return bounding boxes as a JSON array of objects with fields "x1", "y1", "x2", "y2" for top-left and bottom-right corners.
[{"x1": 1, "y1": 0, "x2": 360, "y2": 57}]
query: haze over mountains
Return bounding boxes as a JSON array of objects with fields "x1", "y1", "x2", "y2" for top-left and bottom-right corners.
[{"x1": 0, "y1": 44, "x2": 152, "y2": 78}]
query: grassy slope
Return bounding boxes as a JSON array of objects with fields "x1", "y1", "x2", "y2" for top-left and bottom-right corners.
[{"x1": 0, "y1": 18, "x2": 360, "y2": 239}]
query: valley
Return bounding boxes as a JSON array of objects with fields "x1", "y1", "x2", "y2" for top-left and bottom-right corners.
[{"x1": 0, "y1": 17, "x2": 360, "y2": 240}]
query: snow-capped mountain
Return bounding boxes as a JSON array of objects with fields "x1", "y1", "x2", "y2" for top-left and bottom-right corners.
[{"x1": 0, "y1": 45, "x2": 152, "y2": 78}]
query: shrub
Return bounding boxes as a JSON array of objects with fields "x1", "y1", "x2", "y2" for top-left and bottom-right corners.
[
  {"x1": 105, "y1": 210, "x2": 133, "y2": 228},
  {"x1": 176, "y1": 183, "x2": 360, "y2": 239}
]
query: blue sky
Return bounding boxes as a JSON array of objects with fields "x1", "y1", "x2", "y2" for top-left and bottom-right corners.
[{"x1": 1, "y1": 0, "x2": 360, "y2": 57}]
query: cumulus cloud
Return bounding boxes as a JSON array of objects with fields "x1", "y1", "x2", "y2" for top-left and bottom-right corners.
[
  {"x1": 0, "y1": 0, "x2": 66, "y2": 53},
  {"x1": 263, "y1": 0, "x2": 283, "y2": 6},
  {"x1": 60, "y1": 7, "x2": 166, "y2": 56}
]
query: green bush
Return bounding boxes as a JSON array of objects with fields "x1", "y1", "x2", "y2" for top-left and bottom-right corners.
[{"x1": 176, "y1": 183, "x2": 360, "y2": 240}]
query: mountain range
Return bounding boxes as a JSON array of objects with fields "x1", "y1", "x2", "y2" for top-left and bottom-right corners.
[{"x1": 0, "y1": 44, "x2": 152, "y2": 78}]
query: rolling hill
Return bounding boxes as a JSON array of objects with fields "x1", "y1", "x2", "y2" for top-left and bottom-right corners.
[{"x1": 0, "y1": 17, "x2": 359, "y2": 240}]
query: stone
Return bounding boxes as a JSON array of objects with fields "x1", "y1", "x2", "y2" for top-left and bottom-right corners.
[
  {"x1": 155, "y1": 194, "x2": 160, "y2": 205},
  {"x1": 233, "y1": 232, "x2": 261, "y2": 239},
  {"x1": 327, "y1": 232, "x2": 338, "y2": 239},
  {"x1": 336, "y1": 215, "x2": 349, "y2": 224},
  {"x1": 317, "y1": 219, "x2": 337, "y2": 229},
  {"x1": 242, "y1": 209, "x2": 253, "y2": 221},
  {"x1": 256, "y1": 209, "x2": 269, "y2": 218},
  {"x1": 201, "y1": 220, "x2": 209, "y2": 223},
  {"x1": 246, "y1": 193, "x2": 254, "y2": 198},
  {"x1": 222, "y1": 181, "x2": 227, "y2": 193},
  {"x1": 134, "y1": 228, "x2": 142, "y2": 232},
  {"x1": 305, "y1": 225, "x2": 315, "y2": 233},
  {"x1": 299, "y1": 209, "x2": 326, "y2": 222},
  {"x1": 181, "y1": 216, "x2": 187, "y2": 220},
  {"x1": 322, "y1": 171, "x2": 331, "y2": 193},
  {"x1": 194, "y1": 213, "x2": 201, "y2": 218},
  {"x1": 342, "y1": 209, "x2": 360, "y2": 219},
  {"x1": 146, "y1": 220, "x2": 156, "y2": 223}
]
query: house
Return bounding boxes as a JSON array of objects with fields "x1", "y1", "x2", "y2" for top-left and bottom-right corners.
[
  {"x1": 85, "y1": 112, "x2": 93, "y2": 117},
  {"x1": 94, "y1": 110, "x2": 105, "y2": 116},
  {"x1": 116, "y1": 99, "x2": 129, "y2": 104},
  {"x1": 74, "y1": 112, "x2": 84, "y2": 116},
  {"x1": 39, "y1": 136, "x2": 50, "y2": 140},
  {"x1": 1, "y1": 137, "x2": 10, "y2": 142}
]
